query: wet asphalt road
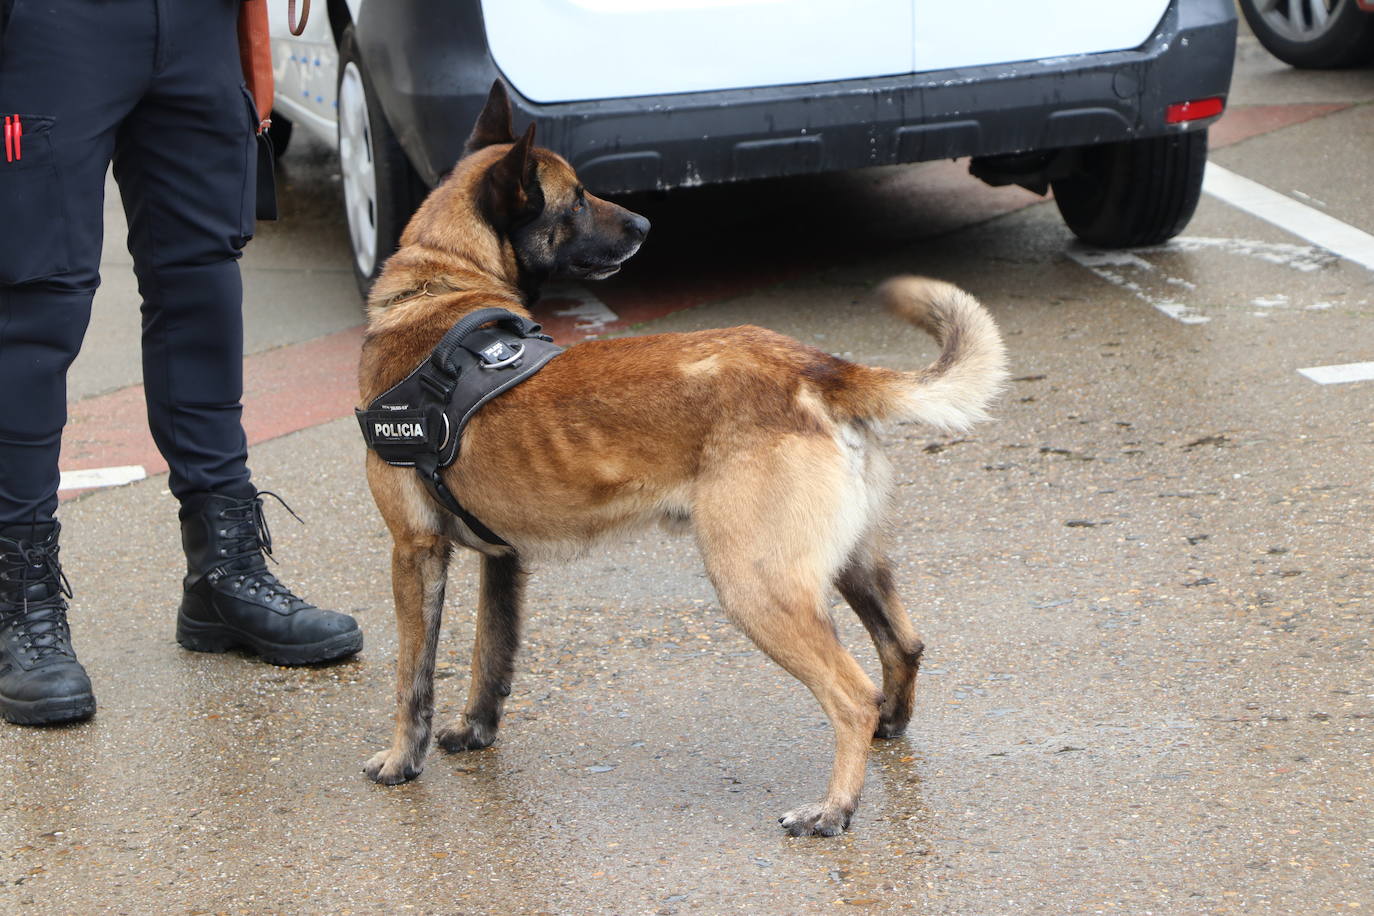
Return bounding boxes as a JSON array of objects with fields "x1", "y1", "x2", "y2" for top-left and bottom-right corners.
[{"x1": 3, "y1": 30, "x2": 1372, "y2": 916}]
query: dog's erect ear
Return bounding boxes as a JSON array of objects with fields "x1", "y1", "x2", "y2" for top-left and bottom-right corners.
[
  {"x1": 482, "y1": 123, "x2": 542, "y2": 229},
  {"x1": 465, "y1": 81, "x2": 516, "y2": 154}
]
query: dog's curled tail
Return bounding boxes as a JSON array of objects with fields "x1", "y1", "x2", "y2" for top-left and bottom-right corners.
[{"x1": 861, "y1": 276, "x2": 1009, "y2": 433}]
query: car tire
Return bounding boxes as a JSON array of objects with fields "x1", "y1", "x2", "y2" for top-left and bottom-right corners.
[
  {"x1": 1051, "y1": 130, "x2": 1208, "y2": 249},
  {"x1": 266, "y1": 111, "x2": 293, "y2": 158},
  {"x1": 1238, "y1": 0, "x2": 1374, "y2": 69},
  {"x1": 337, "y1": 26, "x2": 425, "y2": 297}
]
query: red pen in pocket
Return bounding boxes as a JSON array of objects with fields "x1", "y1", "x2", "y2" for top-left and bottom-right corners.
[
  {"x1": 12, "y1": 116, "x2": 20, "y2": 161},
  {"x1": 4, "y1": 116, "x2": 12, "y2": 163}
]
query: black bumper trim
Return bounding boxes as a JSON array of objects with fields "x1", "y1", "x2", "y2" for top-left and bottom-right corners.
[{"x1": 360, "y1": 0, "x2": 1236, "y2": 193}]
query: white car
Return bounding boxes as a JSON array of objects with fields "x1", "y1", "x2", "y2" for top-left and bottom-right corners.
[{"x1": 270, "y1": 1, "x2": 1237, "y2": 294}]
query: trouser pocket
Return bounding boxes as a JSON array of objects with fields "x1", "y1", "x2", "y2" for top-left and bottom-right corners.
[
  {"x1": 0, "y1": 114, "x2": 69, "y2": 284},
  {"x1": 237, "y1": 85, "x2": 259, "y2": 244}
]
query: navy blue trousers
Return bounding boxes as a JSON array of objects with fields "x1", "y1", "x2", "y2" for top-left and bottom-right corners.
[{"x1": 0, "y1": 0, "x2": 258, "y2": 526}]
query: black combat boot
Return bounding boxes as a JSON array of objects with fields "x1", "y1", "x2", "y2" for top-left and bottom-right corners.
[
  {"x1": 177, "y1": 493, "x2": 362, "y2": 665},
  {"x1": 0, "y1": 522, "x2": 96, "y2": 725}
]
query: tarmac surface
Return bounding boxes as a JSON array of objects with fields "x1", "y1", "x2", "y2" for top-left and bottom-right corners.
[{"x1": 2, "y1": 28, "x2": 1372, "y2": 916}]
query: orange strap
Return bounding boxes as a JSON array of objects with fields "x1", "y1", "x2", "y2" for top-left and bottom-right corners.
[
  {"x1": 237, "y1": 1, "x2": 313, "y2": 133},
  {"x1": 237, "y1": 0, "x2": 274, "y2": 133}
]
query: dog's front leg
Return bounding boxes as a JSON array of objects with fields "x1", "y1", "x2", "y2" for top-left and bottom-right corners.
[
  {"x1": 364, "y1": 539, "x2": 450, "y2": 784},
  {"x1": 436, "y1": 552, "x2": 525, "y2": 752}
]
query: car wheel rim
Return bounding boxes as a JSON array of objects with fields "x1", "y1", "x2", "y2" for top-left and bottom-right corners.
[
  {"x1": 1257, "y1": 0, "x2": 1341, "y2": 42},
  {"x1": 339, "y1": 61, "x2": 378, "y2": 278}
]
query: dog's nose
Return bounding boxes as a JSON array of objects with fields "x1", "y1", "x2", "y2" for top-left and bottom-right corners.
[{"x1": 624, "y1": 213, "x2": 650, "y2": 241}]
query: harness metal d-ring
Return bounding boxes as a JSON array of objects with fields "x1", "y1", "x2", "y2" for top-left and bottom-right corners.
[
  {"x1": 437, "y1": 413, "x2": 452, "y2": 452},
  {"x1": 479, "y1": 341, "x2": 525, "y2": 370}
]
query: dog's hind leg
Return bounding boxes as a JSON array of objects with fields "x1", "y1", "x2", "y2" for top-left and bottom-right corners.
[
  {"x1": 835, "y1": 538, "x2": 924, "y2": 738},
  {"x1": 436, "y1": 553, "x2": 526, "y2": 753},
  {"x1": 709, "y1": 565, "x2": 880, "y2": 836},
  {"x1": 694, "y1": 443, "x2": 882, "y2": 836},
  {"x1": 364, "y1": 538, "x2": 451, "y2": 784}
]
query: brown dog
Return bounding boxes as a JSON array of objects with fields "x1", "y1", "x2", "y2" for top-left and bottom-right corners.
[{"x1": 358, "y1": 82, "x2": 1008, "y2": 836}]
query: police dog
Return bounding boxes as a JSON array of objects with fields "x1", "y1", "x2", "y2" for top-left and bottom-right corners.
[{"x1": 358, "y1": 81, "x2": 1008, "y2": 836}]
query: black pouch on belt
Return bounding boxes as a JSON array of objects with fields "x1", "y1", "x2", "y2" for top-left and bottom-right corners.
[{"x1": 256, "y1": 131, "x2": 278, "y2": 221}]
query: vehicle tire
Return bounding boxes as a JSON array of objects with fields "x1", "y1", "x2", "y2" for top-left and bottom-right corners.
[
  {"x1": 1051, "y1": 130, "x2": 1208, "y2": 249},
  {"x1": 337, "y1": 26, "x2": 425, "y2": 297},
  {"x1": 266, "y1": 111, "x2": 293, "y2": 157},
  {"x1": 1238, "y1": 0, "x2": 1374, "y2": 69}
]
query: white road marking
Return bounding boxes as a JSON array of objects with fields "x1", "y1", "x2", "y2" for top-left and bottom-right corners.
[
  {"x1": 1068, "y1": 236, "x2": 1341, "y2": 324},
  {"x1": 59, "y1": 465, "x2": 147, "y2": 492},
  {"x1": 541, "y1": 282, "x2": 620, "y2": 336},
  {"x1": 1203, "y1": 163, "x2": 1374, "y2": 273},
  {"x1": 1201, "y1": 166, "x2": 1372, "y2": 384},
  {"x1": 1291, "y1": 189, "x2": 1329, "y2": 210},
  {"x1": 1166, "y1": 236, "x2": 1335, "y2": 272},
  {"x1": 1297, "y1": 362, "x2": 1374, "y2": 386},
  {"x1": 1067, "y1": 247, "x2": 1210, "y2": 324}
]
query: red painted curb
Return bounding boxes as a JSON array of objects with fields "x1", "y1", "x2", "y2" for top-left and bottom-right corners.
[
  {"x1": 1210, "y1": 103, "x2": 1350, "y2": 150},
  {"x1": 60, "y1": 327, "x2": 368, "y2": 497}
]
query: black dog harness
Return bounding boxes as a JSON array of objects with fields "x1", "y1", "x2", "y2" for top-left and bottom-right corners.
[{"x1": 356, "y1": 308, "x2": 563, "y2": 547}]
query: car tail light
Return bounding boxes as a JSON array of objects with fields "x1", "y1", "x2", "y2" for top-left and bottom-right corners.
[{"x1": 1166, "y1": 97, "x2": 1225, "y2": 124}]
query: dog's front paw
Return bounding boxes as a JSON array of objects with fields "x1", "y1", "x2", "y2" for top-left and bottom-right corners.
[
  {"x1": 875, "y1": 696, "x2": 914, "y2": 739},
  {"x1": 363, "y1": 747, "x2": 424, "y2": 785},
  {"x1": 779, "y1": 802, "x2": 853, "y2": 837},
  {"x1": 435, "y1": 717, "x2": 496, "y2": 753},
  {"x1": 874, "y1": 718, "x2": 909, "y2": 739}
]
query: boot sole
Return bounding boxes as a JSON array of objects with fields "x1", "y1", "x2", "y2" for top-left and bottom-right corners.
[
  {"x1": 176, "y1": 615, "x2": 363, "y2": 666},
  {"x1": 1, "y1": 693, "x2": 96, "y2": 726}
]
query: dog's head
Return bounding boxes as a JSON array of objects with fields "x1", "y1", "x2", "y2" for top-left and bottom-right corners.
[{"x1": 464, "y1": 81, "x2": 650, "y2": 288}]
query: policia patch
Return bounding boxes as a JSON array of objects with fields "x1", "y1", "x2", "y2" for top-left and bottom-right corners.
[{"x1": 356, "y1": 308, "x2": 563, "y2": 547}]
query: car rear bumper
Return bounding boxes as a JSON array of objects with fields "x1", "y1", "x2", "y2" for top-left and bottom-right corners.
[{"x1": 360, "y1": 0, "x2": 1236, "y2": 193}]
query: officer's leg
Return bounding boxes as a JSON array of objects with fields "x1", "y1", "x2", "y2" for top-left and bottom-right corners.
[
  {"x1": 0, "y1": 0, "x2": 155, "y2": 723},
  {"x1": 113, "y1": 0, "x2": 361, "y2": 666},
  {"x1": 111, "y1": 4, "x2": 254, "y2": 508}
]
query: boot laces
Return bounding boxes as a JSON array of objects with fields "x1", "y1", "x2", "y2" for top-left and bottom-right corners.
[
  {"x1": 0, "y1": 533, "x2": 76, "y2": 662},
  {"x1": 215, "y1": 493, "x2": 310, "y2": 612}
]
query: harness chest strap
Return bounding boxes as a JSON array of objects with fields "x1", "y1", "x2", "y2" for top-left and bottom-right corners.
[{"x1": 356, "y1": 308, "x2": 564, "y2": 548}]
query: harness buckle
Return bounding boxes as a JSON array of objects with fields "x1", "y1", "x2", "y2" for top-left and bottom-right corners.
[
  {"x1": 419, "y1": 371, "x2": 455, "y2": 400},
  {"x1": 477, "y1": 340, "x2": 525, "y2": 370}
]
